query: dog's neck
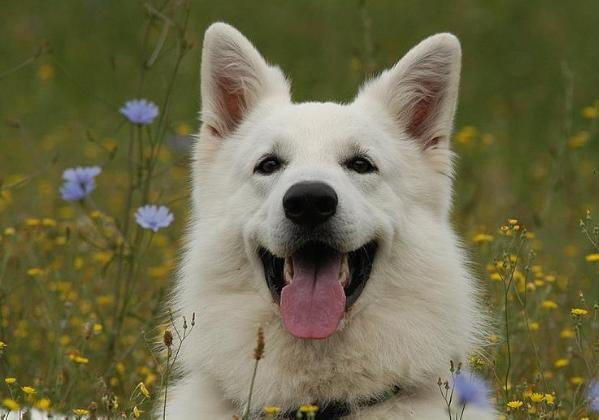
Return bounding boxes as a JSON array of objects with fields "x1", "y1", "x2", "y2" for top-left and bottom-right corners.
[{"x1": 248, "y1": 383, "x2": 402, "y2": 419}]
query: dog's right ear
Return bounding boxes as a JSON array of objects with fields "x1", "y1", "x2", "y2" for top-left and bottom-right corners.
[{"x1": 200, "y1": 23, "x2": 290, "y2": 138}]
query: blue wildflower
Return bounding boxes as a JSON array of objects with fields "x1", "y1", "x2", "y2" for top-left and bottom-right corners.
[
  {"x1": 589, "y1": 380, "x2": 599, "y2": 412},
  {"x1": 135, "y1": 205, "x2": 174, "y2": 232},
  {"x1": 59, "y1": 166, "x2": 101, "y2": 201},
  {"x1": 119, "y1": 99, "x2": 159, "y2": 125},
  {"x1": 453, "y1": 373, "x2": 491, "y2": 409}
]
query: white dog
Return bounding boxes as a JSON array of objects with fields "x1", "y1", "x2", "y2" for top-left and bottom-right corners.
[{"x1": 166, "y1": 22, "x2": 492, "y2": 419}]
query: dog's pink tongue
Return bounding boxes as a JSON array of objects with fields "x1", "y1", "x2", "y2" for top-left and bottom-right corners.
[{"x1": 280, "y1": 253, "x2": 345, "y2": 339}]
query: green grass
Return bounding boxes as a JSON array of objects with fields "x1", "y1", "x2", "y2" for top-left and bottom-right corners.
[{"x1": 0, "y1": 0, "x2": 598, "y2": 418}]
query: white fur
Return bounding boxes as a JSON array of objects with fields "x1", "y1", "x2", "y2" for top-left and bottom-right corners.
[{"x1": 165, "y1": 22, "x2": 493, "y2": 419}]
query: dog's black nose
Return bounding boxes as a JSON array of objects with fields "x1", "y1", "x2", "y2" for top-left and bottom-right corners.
[{"x1": 283, "y1": 181, "x2": 338, "y2": 228}]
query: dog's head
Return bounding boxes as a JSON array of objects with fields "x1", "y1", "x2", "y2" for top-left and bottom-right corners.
[{"x1": 193, "y1": 23, "x2": 461, "y2": 341}]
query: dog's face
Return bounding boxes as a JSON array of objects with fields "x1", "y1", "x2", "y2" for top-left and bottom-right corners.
[{"x1": 194, "y1": 23, "x2": 461, "y2": 341}]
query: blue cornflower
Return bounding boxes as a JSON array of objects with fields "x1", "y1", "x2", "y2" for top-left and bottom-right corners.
[
  {"x1": 59, "y1": 166, "x2": 101, "y2": 201},
  {"x1": 453, "y1": 373, "x2": 491, "y2": 409},
  {"x1": 588, "y1": 380, "x2": 599, "y2": 412},
  {"x1": 119, "y1": 99, "x2": 159, "y2": 125},
  {"x1": 135, "y1": 205, "x2": 174, "y2": 232}
]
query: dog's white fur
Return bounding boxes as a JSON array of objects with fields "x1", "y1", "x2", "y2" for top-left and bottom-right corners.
[{"x1": 166, "y1": 23, "x2": 492, "y2": 419}]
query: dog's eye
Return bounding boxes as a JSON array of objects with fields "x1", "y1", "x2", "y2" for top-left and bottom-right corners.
[
  {"x1": 255, "y1": 156, "x2": 282, "y2": 175},
  {"x1": 346, "y1": 157, "x2": 377, "y2": 174}
]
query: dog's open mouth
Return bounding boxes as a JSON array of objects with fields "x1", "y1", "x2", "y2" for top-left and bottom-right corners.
[{"x1": 259, "y1": 241, "x2": 377, "y2": 339}]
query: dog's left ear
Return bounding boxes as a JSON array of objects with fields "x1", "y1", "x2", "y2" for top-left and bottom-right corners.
[
  {"x1": 200, "y1": 22, "x2": 291, "y2": 139},
  {"x1": 356, "y1": 33, "x2": 461, "y2": 151}
]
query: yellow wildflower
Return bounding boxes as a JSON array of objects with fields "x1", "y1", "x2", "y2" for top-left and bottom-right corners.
[
  {"x1": 2, "y1": 398, "x2": 20, "y2": 411},
  {"x1": 133, "y1": 406, "x2": 143, "y2": 418},
  {"x1": 544, "y1": 394, "x2": 555, "y2": 405},
  {"x1": 507, "y1": 400, "x2": 523, "y2": 409},
  {"x1": 554, "y1": 358, "x2": 569, "y2": 368},
  {"x1": 93, "y1": 323, "x2": 103, "y2": 334},
  {"x1": 560, "y1": 328, "x2": 575, "y2": 339},
  {"x1": 21, "y1": 385, "x2": 36, "y2": 395},
  {"x1": 4, "y1": 227, "x2": 15, "y2": 236},
  {"x1": 0, "y1": 341, "x2": 6, "y2": 349},
  {"x1": 490, "y1": 272, "x2": 502, "y2": 282},
  {"x1": 508, "y1": 218, "x2": 519, "y2": 225},
  {"x1": 568, "y1": 131, "x2": 590, "y2": 148},
  {"x1": 73, "y1": 257, "x2": 84, "y2": 270},
  {"x1": 542, "y1": 300, "x2": 558, "y2": 310},
  {"x1": 473, "y1": 233, "x2": 494, "y2": 244},
  {"x1": 27, "y1": 268, "x2": 44, "y2": 277},
  {"x1": 35, "y1": 398, "x2": 51, "y2": 410},
  {"x1": 528, "y1": 321, "x2": 540, "y2": 331},
  {"x1": 571, "y1": 308, "x2": 588, "y2": 316},
  {"x1": 25, "y1": 218, "x2": 41, "y2": 227},
  {"x1": 175, "y1": 122, "x2": 193, "y2": 136},
  {"x1": 299, "y1": 404, "x2": 319, "y2": 413},
  {"x1": 37, "y1": 64, "x2": 54, "y2": 80},
  {"x1": 4, "y1": 377, "x2": 16, "y2": 384},
  {"x1": 582, "y1": 106, "x2": 598, "y2": 119},
  {"x1": 72, "y1": 408, "x2": 90, "y2": 416},
  {"x1": 264, "y1": 406, "x2": 282, "y2": 416},
  {"x1": 529, "y1": 392, "x2": 544, "y2": 403},
  {"x1": 585, "y1": 253, "x2": 599, "y2": 263},
  {"x1": 72, "y1": 356, "x2": 89, "y2": 364},
  {"x1": 42, "y1": 218, "x2": 56, "y2": 227},
  {"x1": 455, "y1": 126, "x2": 478, "y2": 144},
  {"x1": 570, "y1": 376, "x2": 585, "y2": 385},
  {"x1": 139, "y1": 382, "x2": 151, "y2": 398}
]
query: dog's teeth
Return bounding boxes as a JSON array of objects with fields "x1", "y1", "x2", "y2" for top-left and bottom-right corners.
[
  {"x1": 339, "y1": 254, "x2": 350, "y2": 287},
  {"x1": 284, "y1": 257, "x2": 294, "y2": 285}
]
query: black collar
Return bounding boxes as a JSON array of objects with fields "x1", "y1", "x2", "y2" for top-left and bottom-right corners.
[{"x1": 269, "y1": 385, "x2": 402, "y2": 419}]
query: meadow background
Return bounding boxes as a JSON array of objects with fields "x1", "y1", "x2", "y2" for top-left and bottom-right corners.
[{"x1": 1, "y1": 0, "x2": 599, "y2": 418}]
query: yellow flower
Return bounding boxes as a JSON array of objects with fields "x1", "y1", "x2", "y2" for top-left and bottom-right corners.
[
  {"x1": 72, "y1": 408, "x2": 90, "y2": 416},
  {"x1": 25, "y1": 218, "x2": 41, "y2": 227},
  {"x1": 133, "y1": 406, "x2": 143, "y2": 418},
  {"x1": 542, "y1": 300, "x2": 558, "y2": 310},
  {"x1": 571, "y1": 308, "x2": 588, "y2": 316},
  {"x1": 138, "y1": 382, "x2": 150, "y2": 398},
  {"x1": 299, "y1": 404, "x2": 319, "y2": 413},
  {"x1": 27, "y1": 268, "x2": 44, "y2": 277},
  {"x1": 508, "y1": 218, "x2": 519, "y2": 225},
  {"x1": 35, "y1": 398, "x2": 51, "y2": 410},
  {"x1": 528, "y1": 321, "x2": 540, "y2": 331},
  {"x1": 544, "y1": 393, "x2": 555, "y2": 405},
  {"x1": 489, "y1": 272, "x2": 502, "y2": 282},
  {"x1": 568, "y1": 130, "x2": 590, "y2": 148},
  {"x1": 264, "y1": 406, "x2": 282, "y2": 415},
  {"x1": 507, "y1": 400, "x2": 523, "y2": 409},
  {"x1": 529, "y1": 392, "x2": 544, "y2": 403},
  {"x1": 73, "y1": 257, "x2": 84, "y2": 270},
  {"x1": 582, "y1": 106, "x2": 598, "y2": 119},
  {"x1": 473, "y1": 233, "x2": 494, "y2": 244},
  {"x1": 93, "y1": 323, "x2": 103, "y2": 334},
  {"x1": 2, "y1": 398, "x2": 20, "y2": 411},
  {"x1": 37, "y1": 64, "x2": 55, "y2": 81},
  {"x1": 72, "y1": 356, "x2": 89, "y2": 364},
  {"x1": 175, "y1": 122, "x2": 193, "y2": 136},
  {"x1": 42, "y1": 218, "x2": 57, "y2": 227},
  {"x1": 570, "y1": 376, "x2": 585, "y2": 385},
  {"x1": 21, "y1": 385, "x2": 36, "y2": 395},
  {"x1": 0, "y1": 341, "x2": 6, "y2": 349},
  {"x1": 585, "y1": 253, "x2": 599, "y2": 263},
  {"x1": 554, "y1": 358, "x2": 569, "y2": 368},
  {"x1": 560, "y1": 328, "x2": 575, "y2": 339},
  {"x1": 3, "y1": 227, "x2": 15, "y2": 236},
  {"x1": 4, "y1": 377, "x2": 16, "y2": 384},
  {"x1": 455, "y1": 126, "x2": 478, "y2": 144}
]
